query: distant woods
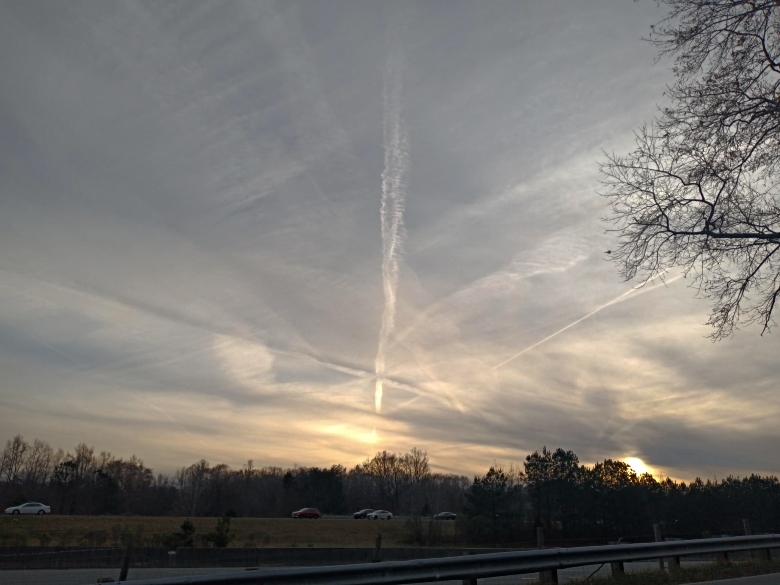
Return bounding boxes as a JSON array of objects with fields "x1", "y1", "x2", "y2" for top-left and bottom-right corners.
[
  {"x1": 463, "y1": 447, "x2": 780, "y2": 543},
  {"x1": 0, "y1": 437, "x2": 465, "y2": 519},
  {"x1": 2, "y1": 437, "x2": 780, "y2": 544}
]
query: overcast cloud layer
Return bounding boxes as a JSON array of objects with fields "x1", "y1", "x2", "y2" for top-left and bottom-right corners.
[{"x1": 2, "y1": 0, "x2": 779, "y2": 481}]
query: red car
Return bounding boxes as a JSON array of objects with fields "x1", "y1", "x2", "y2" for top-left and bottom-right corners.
[{"x1": 292, "y1": 507, "x2": 321, "y2": 519}]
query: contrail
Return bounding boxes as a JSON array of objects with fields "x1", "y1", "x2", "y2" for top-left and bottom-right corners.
[
  {"x1": 374, "y1": 32, "x2": 409, "y2": 413},
  {"x1": 491, "y1": 274, "x2": 684, "y2": 370},
  {"x1": 273, "y1": 347, "x2": 463, "y2": 409}
]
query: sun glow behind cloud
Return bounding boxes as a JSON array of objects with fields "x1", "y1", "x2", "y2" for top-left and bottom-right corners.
[
  {"x1": 624, "y1": 457, "x2": 652, "y2": 476},
  {"x1": 318, "y1": 424, "x2": 379, "y2": 445}
]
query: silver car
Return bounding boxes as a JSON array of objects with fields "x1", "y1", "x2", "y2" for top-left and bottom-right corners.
[
  {"x1": 4, "y1": 502, "x2": 51, "y2": 515},
  {"x1": 366, "y1": 510, "x2": 393, "y2": 520}
]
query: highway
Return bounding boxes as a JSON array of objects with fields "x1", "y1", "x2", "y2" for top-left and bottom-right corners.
[{"x1": 0, "y1": 559, "x2": 715, "y2": 585}]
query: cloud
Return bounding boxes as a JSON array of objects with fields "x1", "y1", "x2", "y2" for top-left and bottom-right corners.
[
  {"x1": 492, "y1": 273, "x2": 685, "y2": 370},
  {"x1": 213, "y1": 334, "x2": 276, "y2": 391},
  {"x1": 1, "y1": 0, "x2": 779, "y2": 481}
]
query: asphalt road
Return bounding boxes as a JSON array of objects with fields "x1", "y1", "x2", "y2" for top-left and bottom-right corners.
[{"x1": 0, "y1": 559, "x2": 714, "y2": 585}]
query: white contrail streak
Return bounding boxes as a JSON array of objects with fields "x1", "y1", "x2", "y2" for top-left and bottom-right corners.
[
  {"x1": 374, "y1": 35, "x2": 409, "y2": 413},
  {"x1": 491, "y1": 275, "x2": 684, "y2": 370}
]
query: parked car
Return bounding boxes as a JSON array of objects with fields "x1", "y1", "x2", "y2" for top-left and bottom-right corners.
[
  {"x1": 366, "y1": 510, "x2": 393, "y2": 520},
  {"x1": 4, "y1": 502, "x2": 51, "y2": 515},
  {"x1": 433, "y1": 511, "x2": 457, "y2": 520},
  {"x1": 353, "y1": 508, "x2": 375, "y2": 519},
  {"x1": 292, "y1": 507, "x2": 321, "y2": 519}
]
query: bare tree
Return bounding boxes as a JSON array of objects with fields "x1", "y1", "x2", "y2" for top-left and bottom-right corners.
[
  {"x1": 0, "y1": 435, "x2": 29, "y2": 483},
  {"x1": 175, "y1": 459, "x2": 211, "y2": 516},
  {"x1": 359, "y1": 450, "x2": 402, "y2": 510},
  {"x1": 21, "y1": 439, "x2": 56, "y2": 485},
  {"x1": 72, "y1": 443, "x2": 97, "y2": 482},
  {"x1": 601, "y1": 0, "x2": 780, "y2": 339},
  {"x1": 401, "y1": 447, "x2": 430, "y2": 483},
  {"x1": 353, "y1": 448, "x2": 435, "y2": 513}
]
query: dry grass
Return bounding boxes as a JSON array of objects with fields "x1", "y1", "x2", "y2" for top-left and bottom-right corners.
[
  {"x1": 0, "y1": 515, "x2": 456, "y2": 548},
  {"x1": 570, "y1": 559, "x2": 780, "y2": 585}
]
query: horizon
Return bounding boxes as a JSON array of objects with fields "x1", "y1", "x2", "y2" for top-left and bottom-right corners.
[{"x1": 5, "y1": 433, "x2": 768, "y2": 486}]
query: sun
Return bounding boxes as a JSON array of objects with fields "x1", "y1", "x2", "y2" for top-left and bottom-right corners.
[{"x1": 624, "y1": 457, "x2": 651, "y2": 476}]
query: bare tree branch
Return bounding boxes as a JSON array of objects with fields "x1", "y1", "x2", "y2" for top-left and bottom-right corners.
[{"x1": 602, "y1": 0, "x2": 780, "y2": 339}]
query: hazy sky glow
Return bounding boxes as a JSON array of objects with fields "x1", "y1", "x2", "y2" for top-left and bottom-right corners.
[{"x1": 2, "y1": 0, "x2": 780, "y2": 481}]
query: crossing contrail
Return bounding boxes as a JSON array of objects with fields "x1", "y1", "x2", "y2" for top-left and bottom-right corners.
[
  {"x1": 491, "y1": 274, "x2": 684, "y2": 370},
  {"x1": 374, "y1": 33, "x2": 409, "y2": 413}
]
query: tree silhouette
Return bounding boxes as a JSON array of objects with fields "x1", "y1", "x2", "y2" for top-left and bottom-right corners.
[{"x1": 601, "y1": 0, "x2": 780, "y2": 338}]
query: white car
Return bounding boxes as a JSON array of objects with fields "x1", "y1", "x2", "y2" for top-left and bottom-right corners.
[
  {"x1": 4, "y1": 502, "x2": 51, "y2": 515},
  {"x1": 366, "y1": 510, "x2": 393, "y2": 520}
]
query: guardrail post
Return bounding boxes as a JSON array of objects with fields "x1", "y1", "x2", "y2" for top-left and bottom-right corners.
[
  {"x1": 743, "y1": 520, "x2": 771, "y2": 560},
  {"x1": 716, "y1": 551, "x2": 729, "y2": 564},
  {"x1": 742, "y1": 519, "x2": 766, "y2": 561},
  {"x1": 668, "y1": 556, "x2": 681, "y2": 573},
  {"x1": 537, "y1": 527, "x2": 557, "y2": 583},
  {"x1": 372, "y1": 533, "x2": 382, "y2": 563},
  {"x1": 462, "y1": 551, "x2": 477, "y2": 585},
  {"x1": 610, "y1": 562, "x2": 624, "y2": 576},
  {"x1": 654, "y1": 524, "x2": 665, "y2": 571},
  {"x1": 742, "y1": 519, "x2": 771, "y2": 562},
  {"x1": 118, "y1": 544, "x2": 133, "y2": 581},
  {"x1": 743, "y1": 519, "x2": 754, "y2": 560}
]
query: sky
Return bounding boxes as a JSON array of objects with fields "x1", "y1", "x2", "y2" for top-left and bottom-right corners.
[{"x1": 1, "y1": 0, "x2": 779, "y2": 482}]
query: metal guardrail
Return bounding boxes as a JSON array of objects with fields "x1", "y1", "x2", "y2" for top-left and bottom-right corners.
[{"x1": 91, "y1": 534, "x2": 780, "y2": 585}]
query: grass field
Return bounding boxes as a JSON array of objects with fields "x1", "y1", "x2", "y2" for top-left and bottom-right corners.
[{"x1": 0, "y1": 515, "x2": 457, "y2": 548}]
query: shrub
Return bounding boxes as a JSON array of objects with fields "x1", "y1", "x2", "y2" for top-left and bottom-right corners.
[
  {"x1": 204, "y1": 515, "x2": 234, "y2": 548},
  {"x1": 161, "y1": 518, "x2": 196, "y2": 550}
]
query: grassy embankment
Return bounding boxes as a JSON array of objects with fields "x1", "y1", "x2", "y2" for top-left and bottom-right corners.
[
  {"x1": 3, "y1": 517, "x2": 780, "y2": 583},
  {"x1": 0, "y1": 516, "x2": 455, "y2": 548},
  {"x1": 571, "y1": 559, "x2": 780, "y2": 585}
]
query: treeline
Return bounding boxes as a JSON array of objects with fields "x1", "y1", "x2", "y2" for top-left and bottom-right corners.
[
  {"x1": 0, "y1": 437, "x2": 467, "y2": 518},
  {"x1": 2, "y1": 437, "x2": 780, "y2": 545},
  {"x1": 462, "y1": 447, "x2": 780, "y2": 543}
]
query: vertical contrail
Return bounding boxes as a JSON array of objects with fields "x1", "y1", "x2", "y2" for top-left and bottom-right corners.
[{"x1": 374, "y1": 34, "x2": 409, "y2": 413}]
